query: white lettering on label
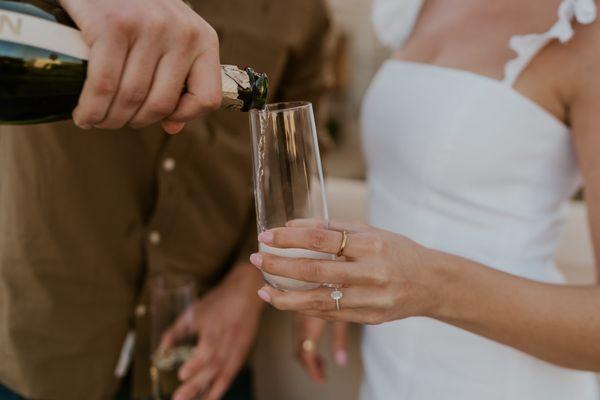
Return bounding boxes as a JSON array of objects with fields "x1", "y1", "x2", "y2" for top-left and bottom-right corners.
[{"x1": 0, "y1": 13, "x2": 23, "y2": 36}]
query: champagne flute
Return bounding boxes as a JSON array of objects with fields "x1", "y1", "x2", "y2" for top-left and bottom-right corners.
[
  {"x1": 149, "y1": 273, "x2": 198, "y2": 400},
  {"x1": 250, "y1": 101, "x2": 333, "y2": 291}
]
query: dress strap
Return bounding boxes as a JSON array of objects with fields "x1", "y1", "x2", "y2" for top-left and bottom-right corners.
[{"x1": 503, "y1": 0, "x2": 597, "y2": 87}]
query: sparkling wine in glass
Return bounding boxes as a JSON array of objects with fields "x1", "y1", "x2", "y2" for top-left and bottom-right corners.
[
  {"x1": 149, "y1": 273, "x2": 198, "y2": 400},
  {"x1": 250, "y1": 101, "x2": 333, "y2": 291}
]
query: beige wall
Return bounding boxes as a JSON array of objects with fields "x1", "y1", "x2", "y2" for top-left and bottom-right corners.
[{"x1": 323, "y1": 0, "x2": 388, "y2": 179}]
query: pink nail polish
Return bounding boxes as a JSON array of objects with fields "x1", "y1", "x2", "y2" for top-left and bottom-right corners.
[
  {"x1": 257, "y1": 289, "x2": 272, "y2": 303},
  {"x1": 335, "y1": 350, "x2": 348, "y2": 366},
  {"x1": 249, "y1": 253, "x2": 263, "y2": 268},
  {"x1": 258, "y1": 231, "x2": 274, "y2": 244}
]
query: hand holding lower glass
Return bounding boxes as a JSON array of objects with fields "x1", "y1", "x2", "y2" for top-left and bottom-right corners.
[{"x1": 150, "y1": 274, "x2": 198, "y2": 400}]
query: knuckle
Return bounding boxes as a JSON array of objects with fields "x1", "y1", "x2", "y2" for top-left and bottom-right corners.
[
  {"x1": 299, "y1": 261, "x2": 320, "y2": 282},
  {"x1": 107, "y1": 11, "x2": 138, "y2": 36},
  {"x1": 147, "y1": 99, "x2": 176, "y2": 117},
  {"x1": 145, "y1": 12, "x2": 167, "y2": 35},
  {"x1": 309, "y1": 229, "x2": 328, "y2": 251},
  {"x1": 381, "y1": 296, "x2": 395, "y2": 310},
  {"x1": 372, "y1": 269, "x2": 388, "y2": 287},
  {"x1": 366, "y1": 236, "x2": 385, "y2": 254},
  {"x1": 120, "y1": 84, "x2": 148, "y2": 105},
  {"x1": 200, "y1": 23, "x2": 219, "y2": 48},
  {"x1": 310, "y1": 298, "x2": 328, "y2": 311},
  {"x1": 180, "y1": 23, "x2": 202, "y2": 48},
  {"x1": 91, "y1": 74, "x2": 119, "y2": 96}
]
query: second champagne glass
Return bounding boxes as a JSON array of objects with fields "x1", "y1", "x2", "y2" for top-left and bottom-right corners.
[
  {"x1": 149, "y1": 273, "x2": 198, "y2": 400},
  {"x1": 250, "y1": 101, "x2": 333, "y2": 291}
]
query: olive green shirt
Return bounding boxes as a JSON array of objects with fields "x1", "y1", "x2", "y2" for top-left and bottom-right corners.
[{"x1": 0, "y1": 1, "x2": 331, "y2": 398}]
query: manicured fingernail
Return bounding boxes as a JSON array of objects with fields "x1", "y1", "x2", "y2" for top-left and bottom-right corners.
[
  {"x1": 249, "y1": 253, "x2": 263, "y2": 268},
  {"x1": 335, "y1": 350, "x2": 348, "y2": 366},
  {"x1": 257, "y1": 289, "x2": 272, "y2": 303},
  {"x1": 258, "y1": 231, "x2": 274, "y2": 244}
]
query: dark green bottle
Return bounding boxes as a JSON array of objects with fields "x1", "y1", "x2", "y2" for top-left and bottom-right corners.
[{"x1": 0, "y1": 0, "x2": 268, "y2": 125}]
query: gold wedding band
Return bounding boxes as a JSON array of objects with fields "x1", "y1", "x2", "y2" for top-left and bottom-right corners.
[
  {"x1": 302, "y1": 339, "x2": 315, "y2": 353},
  {"x1": 336, "y1": 230, "x2": 349, "y2": 258}
]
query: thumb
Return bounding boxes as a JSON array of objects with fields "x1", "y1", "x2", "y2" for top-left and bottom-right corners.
[{"x1": 331, "y1": 322, "x2": 348, "y2": 367}]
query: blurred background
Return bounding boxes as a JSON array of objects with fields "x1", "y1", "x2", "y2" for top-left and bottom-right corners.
[{"x1": 250, "y1": 1, "x2": 598, "y2": 399}]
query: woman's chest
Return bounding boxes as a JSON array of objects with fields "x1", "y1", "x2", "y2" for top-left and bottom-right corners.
[
  {"x1": 395, "y1": 0, "x2": 571, "y2": 122},
  {"x1": 360, "y1": 62, "x2": 577, "y2": 191}
]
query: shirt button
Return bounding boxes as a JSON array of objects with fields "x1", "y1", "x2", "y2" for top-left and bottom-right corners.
[
  {"x1": 148, "y1": 230, "x2": 161, "y2": 245},
  {"x1": 162, "y1": 158, "x2": 176, "y2": 172},
  {"x1": 135, "y1": 304, "x2": 147, "y2": 318}
]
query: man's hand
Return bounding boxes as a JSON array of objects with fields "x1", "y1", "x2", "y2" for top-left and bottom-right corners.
[
  {"x1": 60, "y1": 0, "x2": 222, "y2": 134},
  {"x1": 159, "y1": 264, "x2": 264, "y2": 400}
]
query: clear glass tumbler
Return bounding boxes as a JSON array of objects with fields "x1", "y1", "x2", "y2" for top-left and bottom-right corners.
[
  {"x1": 149, "y1": 273, "x2": 198, "y2": 400},
  {"x1": 250, "y1": 101, "x2": 332, "y2": 291}
]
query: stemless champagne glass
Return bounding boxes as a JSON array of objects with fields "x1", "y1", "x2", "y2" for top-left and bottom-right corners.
[
  {"x1": 149, "y1": 273, "x2": 198, "y2": 400},
  {"x1": 250, "y1": 101, "x2": 333, "y2": 291}
]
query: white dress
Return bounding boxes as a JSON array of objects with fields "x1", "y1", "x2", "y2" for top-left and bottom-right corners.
[{"x1": 360, "y1": 0, "x2": 600, "y2": 399}]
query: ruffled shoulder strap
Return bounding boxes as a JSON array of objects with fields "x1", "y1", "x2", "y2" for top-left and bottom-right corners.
[
  {"x1": 503, "y1": 0, "x2": 597, "y2": 86},
  {"x1": 372, "y1": 0, "x2": 424, "y2": 49}
]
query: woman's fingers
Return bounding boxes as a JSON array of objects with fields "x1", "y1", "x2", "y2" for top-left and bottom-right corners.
[
  {"x1": 259, "y1": 228, "x2": 372, "y2": 259},
  {"x1": 72, "y1": 33, "x2": 128, "y2": 129},
  {"x1": 287, "y1": 219, "x2": 369, "y2": 233},
  {"x1": 331, "y1": 322, "x2": 349, "y2": 367},
  {"x1": 258, "y1": 286, "x2": 384, "y2": 312},
  {"x1": 302, "y1": 309, "x2": 385, "y2": 325},
  {"x1": 251, "y1": 253, "x2": 373, "y2": 285}
]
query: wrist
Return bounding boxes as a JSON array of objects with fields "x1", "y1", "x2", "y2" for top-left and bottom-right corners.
[
  {"x1": 419, "y1": 248, "x2": 462, "y2": 321},
  {"x1": 229, "y1": 263, "x2": 267, "y2": 312}
]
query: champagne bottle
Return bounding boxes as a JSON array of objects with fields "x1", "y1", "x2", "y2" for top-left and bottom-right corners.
[{"x1": 0, "y1": 0, "x2": 268, "y2": 125}]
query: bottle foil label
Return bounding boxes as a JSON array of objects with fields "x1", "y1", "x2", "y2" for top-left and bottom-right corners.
[{"x1": 0, "y1": 9, "x2": 89, "y2": 60}]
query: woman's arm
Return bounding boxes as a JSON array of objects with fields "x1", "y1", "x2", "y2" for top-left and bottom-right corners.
[
  {"x1": 251, "y1": 214, "x2": 600, "y2": 372},
  {"x1": 429, "y1": 252, "x2": 600, "y2": 371}
]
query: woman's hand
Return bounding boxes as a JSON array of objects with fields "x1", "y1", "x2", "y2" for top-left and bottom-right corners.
[
  {"x1": 250, "y1": 219, "x2": 443, "y2": 324},
  {"x1": 60, "y1": 0, "x2": 222, "y2": 134},
  {"x1": 294, "y1": 316, "x2": 349, "y2": 384}
]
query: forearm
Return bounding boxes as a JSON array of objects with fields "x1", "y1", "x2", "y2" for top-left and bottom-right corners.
[
  {"x1": 429, "y1": 250, "x2": 600, "y2": 371},
  {"x1": 227, "y1": 262, "x2": 267, "y2": 312}
]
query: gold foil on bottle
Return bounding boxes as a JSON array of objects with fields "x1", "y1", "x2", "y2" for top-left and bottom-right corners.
[{"x1": 221, "y1": 65, "x2": 251, "y2": 111}]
